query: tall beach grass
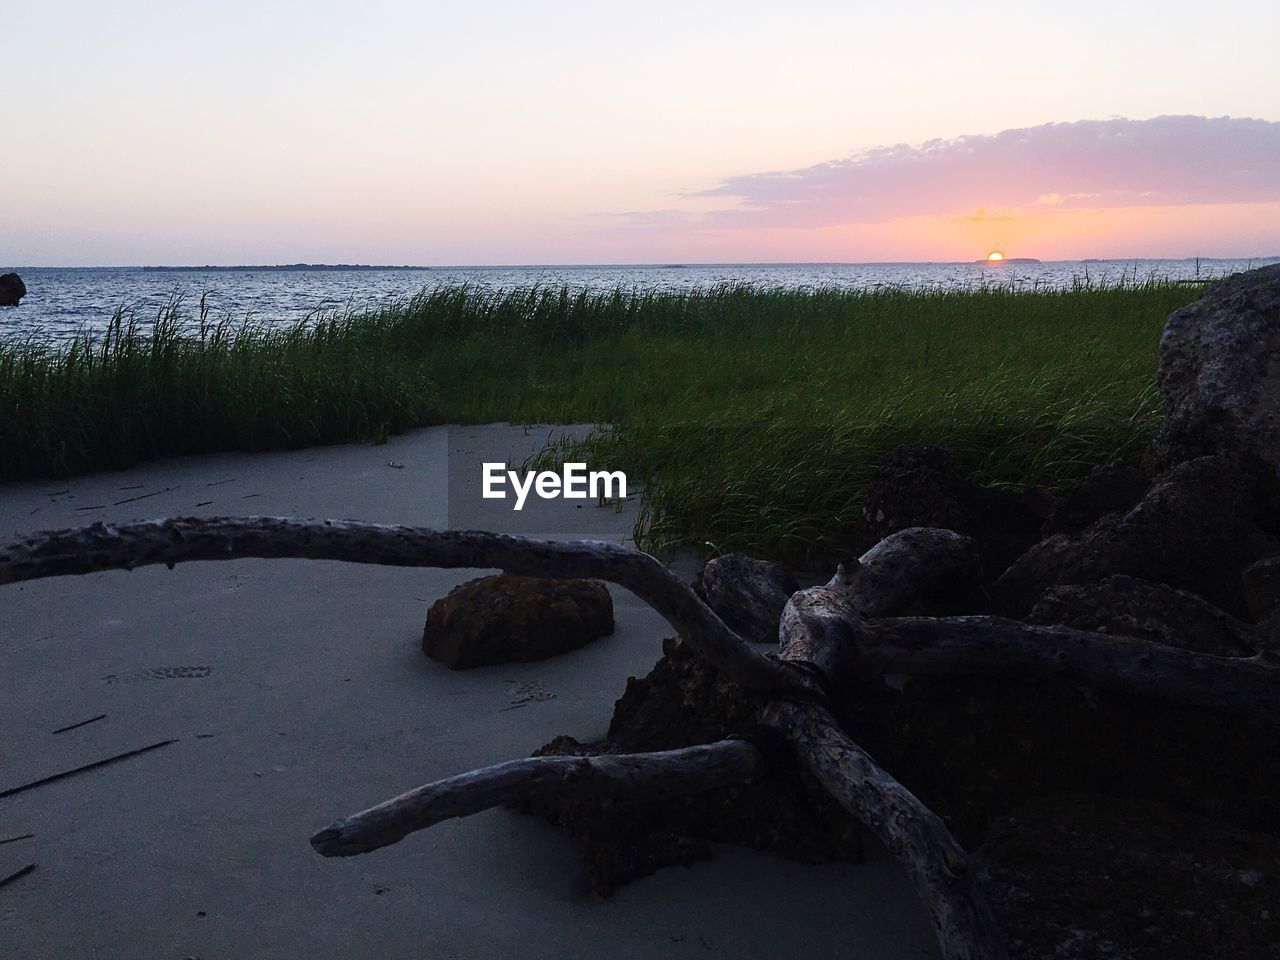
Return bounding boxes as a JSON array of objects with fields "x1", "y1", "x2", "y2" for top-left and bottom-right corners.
[{"x1": 0, "y1": 281, "x2": 1198, "y2": 562}]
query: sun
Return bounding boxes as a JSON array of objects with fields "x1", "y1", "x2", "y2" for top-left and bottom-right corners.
[{"x1": 987, "y1": 251, "x2": 1005, "y2": 262}]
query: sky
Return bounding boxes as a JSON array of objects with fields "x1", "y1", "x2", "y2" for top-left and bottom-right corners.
[{"x1": 3, "y1": 0, "x2": 1279, "y2": 266}]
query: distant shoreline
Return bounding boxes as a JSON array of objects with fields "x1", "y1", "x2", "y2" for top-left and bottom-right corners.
[{"x1": 8, "y1": 257, "x2": 1279, "y2": 272}]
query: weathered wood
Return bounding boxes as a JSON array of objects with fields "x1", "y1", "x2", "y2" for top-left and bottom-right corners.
[
  {"x1": 697, "y1": 553, "x2": 798, "y2": 644},
  {"x1": 764, "y1": 698, "x2": 1008, "y2": 960},
  {"x1": 845, "y1": 615, "x2": 1280, "y2": 725},
  {"x1": 780, "y1": 527, "x2": 982, "y2": 683},
  {"x1": 838, "y1": 527, "x2": 984, "y2": 619},
  {"x1": 310, "y1": 739, "x2": 767, "y2": 856},
  {"x1": 0, "y1": 517, "x2": 808, "y2": 697},
  {"x1": 0, "y1": 739, "x2": 178, "y2": 800}
]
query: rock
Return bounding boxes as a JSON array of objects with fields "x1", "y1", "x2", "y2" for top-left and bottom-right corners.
[
  {"x1": 862, "y1": 444, "x2": 1050, "y2": 579},
  {"x1": 422, "y1": 573, "x2": 613, "y2": 669},
  {"x1": 1028, "y1": 575, "x2": 1260, "y2": 657},
  {"x1": 978, "y1": 794, "x2": 1280, "y2": 960},
  {"x1": 0, "y1": 272, "x2": 25, "y2": 306},
  {"x1": 1157, "y1": 263, "x2": 1280, "y2": 473},
  {"x1": 1042, "y1": 459, "x2": 1149, "y2": 536},
  {"x1": 995, "y1": 455, "x2": 1280, "y2": 617},
  {"x1": 1243, "y1": 557, "x2": 1280, "y2": 622},
  {"x1": 694, "y1": 553, "x2": 798, "y2": 644}
]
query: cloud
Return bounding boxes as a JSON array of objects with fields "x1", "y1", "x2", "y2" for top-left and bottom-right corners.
[{"x1": 675, "y1": 116, "x2": 1280, "y2": 229}]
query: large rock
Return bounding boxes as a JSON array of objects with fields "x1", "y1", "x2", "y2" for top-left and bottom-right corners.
[
  {"x1": 422, "y1": 573, "x2": 614, "y2": 669},
  {"x1": 1028, "y1": 575, "x2": 1261, "y2": 657},
  {"x1": 1042, "y1": 459, "x2": 1149, "y2": 536},
  {"x1": 0, "y1": 272, "x2": 25, "y2": 306},
  {"x1": 695, "y1": 553, "x2": 798, "y2": 644},
  {"x1": 862, "y1": 444, "x2": 1050, "y2": 578},
  {"x1": 995, "y1": 455, "x2": 1280, "y2": 617},
  {"x1": 1243, "y1": 556, "x2": 1280, "y2": 622},
  {"x1": 978, "y1": 794, "x2": 1280, "y2": 960},
  {"x1": 1157, "y1": 264, "x2": 1280, "y2": 473}
]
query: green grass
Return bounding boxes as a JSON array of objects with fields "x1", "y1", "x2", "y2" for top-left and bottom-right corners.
[{"x1": 0, "y1": 281, "x2": 1198, "y2": 562}]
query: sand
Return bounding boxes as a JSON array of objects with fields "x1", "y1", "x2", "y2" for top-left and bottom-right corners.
[{"x1": 0, "y1": 424, "x2": 937, "y2": 959}]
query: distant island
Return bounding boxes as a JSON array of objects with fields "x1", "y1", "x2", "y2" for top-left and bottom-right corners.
[{"x1": 139, "y1": 264, "x2": 432, "y2": 272}]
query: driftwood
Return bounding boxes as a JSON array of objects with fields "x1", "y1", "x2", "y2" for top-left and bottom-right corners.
[
  {"x1": 311, "y1": 739, "x2": 767, "y2": 856},
  {"x1": 781, "y1": 569, "x2": 1279, "y2": 725},
  {"x1": 0, "y1": 517, "x2": 1006, "y2": 958},
  {"x1": 696, "y1": 553, "x2": 799, "y2": 644},
  {"x1": 0, "y1": 738, "x2": 178, "y2": 801},
  {"x1": 0, "y1": 517, "x2": 804, "y2": 698},
  {"x1": 8, "y1": 517, "x2": 1277, "y2": 957}
]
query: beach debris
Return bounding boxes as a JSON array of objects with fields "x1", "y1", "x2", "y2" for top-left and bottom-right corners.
[
  {"x1": 501, "y1": 679, "x2": 556, "y2": 711},
  {"x1": 51, "y1": 713, "x2": 107, "y2": 735},
  {"x1": 423, "y1": 572, "x2": 614, "y2": 669},
  {"x1": 387, "y1": 460, "x2": 405, "y2": 469},
  {"x1": 0, "y1": 272, "x2": 26, "y2": 307},
  {"x1": 1158, "y1": 263, "x2": 1280, "y2": 472},
  {"x1": 0, "y1": 834, "x2": 34, "y2": 845},
  {"x1": 113, "y1": 485, "x2": 179, "y2": 506},
  {"x1": 103, "y1": 665, "x2": 211, "y2": 683},
  {"x1": 0, "y1": 739, "x2": 177, "y2": 800},
  {"x1": 8, "y1": 519, "x2": 1280, "y2": 960},
  {"x1": 694, "y1": 553, "x2": 797, "y2": 644},
  {"x1": 0, "y1": 863, "x2": 36, "y2": 890}
]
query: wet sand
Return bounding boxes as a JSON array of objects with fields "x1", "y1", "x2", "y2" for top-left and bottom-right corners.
[{"x1": 0, "y1": 424, "x2": 937, "y2": 959}]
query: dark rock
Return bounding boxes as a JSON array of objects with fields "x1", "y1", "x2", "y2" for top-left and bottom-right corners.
[
  {"x1": 1157, "y1": 263, "x2": 1280, "y2": 473},
  {"x1": 519, "y1": 636, "x2": 864, "y2": 894},
  {"x1": 979, "y1": 794, "x2": 1280, "y2": 960},
  {"x1": 995, "y1": 455, "x2": 1280, "y2": 617},
  {"x1": 883, "y1": 670, "x2": 1280, "y2": 845},
  {"x1": 1028, "y1": 575, "x2": 1260, "y2": 657},
  {"x1": 422, "y1": 573, "x2": 613, "y2": 669},
  {"x1": 1243, "y1": 557, "x2": 1280, "y2": 622},
  {"x1": 1042, "y1": 459, "x2": 1149, "y2": 536},
  {"x1": 0, "y1": 272, "x2": 25, "y2": 307},
  {"x1": 862, "y1": 444, "x2": 1050, "y2": 579},
  {"x1": 694, "y1": 553, "x2": 798, "y2": 644}
]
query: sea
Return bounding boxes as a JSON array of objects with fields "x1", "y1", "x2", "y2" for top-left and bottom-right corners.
[{"x1": 3, "y1": 258, "x2": 1276, "y2": 344}]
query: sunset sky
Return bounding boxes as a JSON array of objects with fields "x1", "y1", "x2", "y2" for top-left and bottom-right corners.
[{"x1": 4, "y1": 0, "x2": 1279, "y2": 266}]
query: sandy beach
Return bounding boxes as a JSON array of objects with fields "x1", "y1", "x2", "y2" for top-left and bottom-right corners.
[{"x1": 0, "y1": 424, "x2": 936, "y2": 959}]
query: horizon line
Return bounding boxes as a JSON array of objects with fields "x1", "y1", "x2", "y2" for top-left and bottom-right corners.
[{"x1": 8, "y1": 255, "x2": 1280, "y2": 271}]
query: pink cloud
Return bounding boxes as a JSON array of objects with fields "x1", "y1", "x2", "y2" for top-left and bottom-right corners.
[{"x1": 680, "y1": 116, "x2": 1280, "y2": 229}]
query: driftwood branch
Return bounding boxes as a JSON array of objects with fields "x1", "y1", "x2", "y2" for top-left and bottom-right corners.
[
  {"x1": 837, "y1": 527, "x2": 984, "y2": 618},
  {"x1": 849, "y1": 615, "x2": 1280, "y2": 725},
  {"x1": 0, "y1": 516, "x2": 806, "y2": 697},
  {"x1": 311, "y1": 739, "x2": 766, "y2": 857},
  {"x1": 764, "y1": 699, "x2": 1007, "y2": 960}
]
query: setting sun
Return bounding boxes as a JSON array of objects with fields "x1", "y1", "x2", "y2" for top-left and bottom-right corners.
[{"x1": 987, "y1": 251, "x2": 1005, "y2": 262}]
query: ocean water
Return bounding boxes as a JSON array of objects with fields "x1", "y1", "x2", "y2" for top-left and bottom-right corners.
[{"x1": 3, "y1": 258, "x2": 1276, "y2": 344}]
